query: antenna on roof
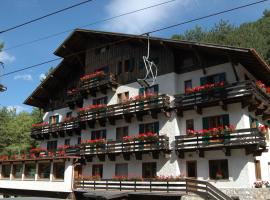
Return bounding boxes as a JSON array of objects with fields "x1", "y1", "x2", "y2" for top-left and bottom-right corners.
[
  {"x1": 137, "y1": 33, "x2": 158, "y2": 88},
  {"x1": 0, "y1": 62, "x2": 7, "y2": 92}
]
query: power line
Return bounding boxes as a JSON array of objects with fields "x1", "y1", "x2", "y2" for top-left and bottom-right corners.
[
  {"x1": 0, "y1": 0, "x2": 94, "y2": 34},
  {"x1": 0, "y1": 0, "x2": 268, "y2": 78},
  {"x1": 3, "y1": 0, "x2": 177, "y2": 51}
]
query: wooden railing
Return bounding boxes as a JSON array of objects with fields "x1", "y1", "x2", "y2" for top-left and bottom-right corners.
[
  {"x1": 174, "y1": 81, "x2": 270, "y2": 111},
  {"x1": 66, "y1": 93, "x2": 83, "y2": 109},
  {"x1": 79, "y1": 94, "x2": 170, "y2": 124},
  {"x1": 80, "y1": 135, "x2": 170, "y2": 156},
  {"x1": 31, "y1": 119, "x2": 80, "y2": 139},
  {"x1": 73, "y1": 178, "x2": 232, "y2": 200},
  {"x1": 175, "y1": 128, "x2": 266, "y2": 154},
  {"x1": 79, "y1": 73, "x2": 117, "y2": 96}
]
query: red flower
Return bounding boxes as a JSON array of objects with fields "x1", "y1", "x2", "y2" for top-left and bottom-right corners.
[
  {"x1": 78, "y1": 104, "x2": 106, "y2": 112},
  {"x1": 32, "y1": 122, "x2": 49, "y2": 128},
  {"x1": 80, "y1": 71, "x2": 105, "y2": 81}
]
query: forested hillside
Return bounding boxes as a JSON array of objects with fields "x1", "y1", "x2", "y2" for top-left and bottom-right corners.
[{"x1": 172, "y1": 10, "x2": 270, "y2": 63}]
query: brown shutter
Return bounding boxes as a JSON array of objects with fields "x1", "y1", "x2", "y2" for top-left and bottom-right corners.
[{"x1": 255, "y1": 160, "x2": 261, "y2": 180}]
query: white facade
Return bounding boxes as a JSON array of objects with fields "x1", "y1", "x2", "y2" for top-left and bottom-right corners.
[{"x1": 1, "y1": 61, "x2": 269, "y2": 193}]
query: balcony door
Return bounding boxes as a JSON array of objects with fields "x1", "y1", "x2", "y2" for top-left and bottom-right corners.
[{"x1": 142, "y1": 162, "x2": 156, "y2": 178}]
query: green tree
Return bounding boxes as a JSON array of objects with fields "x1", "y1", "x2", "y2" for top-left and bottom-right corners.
[{"x1": 172, "y1": 10, "x2": 270, "y2": 64}]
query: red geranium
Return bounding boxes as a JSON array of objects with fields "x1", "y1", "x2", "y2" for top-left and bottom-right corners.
[
  {"x1": 32, "y1": 122, "x2": 49, "y2": 128},
  {"x1": 185, "y1": 81, "x2": 225, "y2": 94},
  {"x1": 78, "y1": 104, "x2": 106, "y2": 112},
  {"x1": 80, "y1": 71, "x2": 105, "y2": 81}
]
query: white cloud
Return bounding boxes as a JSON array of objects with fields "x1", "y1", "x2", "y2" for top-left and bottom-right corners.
[
  {"x1": 0, "y1": 51, "x2": 15, "y2": 63},
  {"x1": 14, "y1": 74, "x2": 33, "y2": 81},
  {"x1": 7, "y1": 105, "x2": 29, "y2": 113},
  {"x1": 39, "y1": 73, "x2": 46, "y2": 81},
  {"x1": 102, "y1": 0, "x2": 191, "y2": 34}
]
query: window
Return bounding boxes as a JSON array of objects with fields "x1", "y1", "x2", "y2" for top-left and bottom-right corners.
[
  {"x1": 53, "y1": 162, "x2": 65, "y2": 180},
  {"x1": 115, "y1": 163, "x2": 128, "y2": 177},
  {"x1": 38, "y1": 162, "x2": 51, "y2": 179},
  {"x1": 64, "y1": 139, "x2": 70, "y2": 146},
  {"x1": 142, "y1": 162, "x2": 156, "y2": 178},
  {"x1": 24, "y1": 163, "x2": 36, "y2": 179},
  {"x1": 184, "y1": 80, "x2": 192, "y2": 92},
  {"x1": 92, "y1": 164, "x2": 103, "y2": 178},
  {"x1": 91, "y1": 130, "x2": 106, "y2": 140},
  {"x1": 117, "y1": 61, "x2": 122, "y2": 75},
  {"x1": 49, "y1": 115, "x2": 59, "y2": 124},
  {"x1": 116, "y1": 127, "x2": 128, "y2": 141},
  {"x1": 66, "y1": 112, "x2": 72, "y2": 118},
  {"x1": 1, "y1": 165, "x2": 10, "y2": 179},
  {"x1": 255, "y1": 160, "x2": 261, "y2": 180},
  {"x1": 117, "y1": 92, "x2": 129, "y2": 103},
  {"x1": 200, "y1": 73, "x2": 226, "y2": 85},
  {"x1": 209, "y1": 160, "x2": 228, "y2": 180},
  {"x1": 139, "y1": 122, "x2": 159, "y2": 134},
  {"x1": 202, "y1": 115, "x2": 229, "y2": 129},
  {"x1": 78, "y1": 137, "x2": 81, "y2": 144},
  {"x1": 124, "y1": 58, "x2": 135, "y2": 72},
  {"x1": 186, "y1": 119, "x2": 194, "y2": 133},
  {"x1": 93, "y1": 97, "x2": 108, "y2": 105},
  {"x1": 249, "y1": 116, "x2": 259, "y2": 128},
  {"x1": 141, "y1": 84, "x2": 159, "y2": 95},
  {"x1": 47, "y1": 141, "x2": 57, "y2": 152},
  {"x1": 12, "y1": 163, "x2": 23, "y2": 179}
]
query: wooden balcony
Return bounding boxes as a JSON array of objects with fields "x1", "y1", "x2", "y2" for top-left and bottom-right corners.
[
  {"x1": 79, "y1": 73, "x2": 118, "y2": 97},
  {"x1": 79, "y1": 95, "x2": 170, "y2": 128},
  {"x1": 80, "y1": 136, "x2": 170, "y2": 161},
  {"x1": 73, "y1": 178, "x2": 232, "y2": 200},
  {"x1": 31, "y1": 119, "x2": 81, "y2": 140},
  {"x1": 175, "y1": 128, "x2": 267, "y2": 158},
  {"x1": 174, "y1": 81, "x2": 270, "y2": 116},
  {"x1": 66, "y1": 93, "x2": 83, "y2": 110}
]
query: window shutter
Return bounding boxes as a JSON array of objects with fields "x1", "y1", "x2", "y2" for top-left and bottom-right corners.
[
  {"x1": 220, "y1": 73, "x2": 226, "y2": 82},
  {"x1": 202, "y1": 117, "x2": 209, "y2": 129},
  {"x1": 222, "y1": 115, "x2": 230, "y2": 126},
  {"x1": 139, "y1": 124, "x2": 145, "y2": 133},
  {"x1": 102, "y1": 130, "x2": 106, "y2": 139},
  {"x1": 91, "y1": 131, "x2": 95, "y2": 140},
  {"x1": 139, "y1": 88, "x2": 145, "y2": 96},
  {"x1": 200, "y1": 77, "x2": 207, "y2": 85},
  {"x1": 56, "y1": 115, "x2": 60, "y2": 123},
  {"x1": 104, "y1": 97, "x2": 108, "y2": 104},
  {"x1": 154, "y1": 122, "x2": 159, "y2": 134},
  {"x1": 153, "y1": 85, "x2": 159, "y2": 94}
]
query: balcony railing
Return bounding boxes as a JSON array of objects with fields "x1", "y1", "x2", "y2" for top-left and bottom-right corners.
[
  {"x1": 79, "y1": 95, "x2": 170, "y2": 127},
  {"x1": 80, "y1": 136, "x2": 170, "y2": 161},
  {"x1": 175, "y1": 128, "x2": 266, "y2": 158},
  {"x1": 0, "y1": 148, "x2": 80, "y2": 162},
  {"x1": 74, "y1": 178, "x2": 232, "y2": 200},
  {"x1": 31, "y1": 119, "x2": 81, "y2": 139},
  {"x1": 174, "y1": 81, "x2": 270, "y2": 114},
  {"x1": 79, "y1": 73, "x2": 117, "y2": 97}
]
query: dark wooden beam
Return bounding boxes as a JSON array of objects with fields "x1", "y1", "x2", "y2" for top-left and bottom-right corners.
[
  {"x1": 123, "y1": 153, "x2": 131, "y2": 161},
  {"x1": 135, "y1": 152, "x2": 142, "y2": 160},
  {"x1": 192, "y1": 48, "x2": 206, "y2": 74},
  {"x1": 97, "y1": 154, "x2": 105, "y2": 162},
  {"x1": 194, "y1": 105, "x2": 202, "y2": 115},
  {"x1": 107, "y1": 154, "x2": 116, "y2": 161}
]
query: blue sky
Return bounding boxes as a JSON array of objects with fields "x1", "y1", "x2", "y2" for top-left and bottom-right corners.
[{"x1": 0, "y1": 0, "x2": 269, "y2": 113}]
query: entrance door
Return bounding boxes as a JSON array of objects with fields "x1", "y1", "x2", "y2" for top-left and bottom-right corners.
[
  {"x1": 187, "y1": 161, "x2": 197, "y2": 178},
  {"x1": 74, "y1": 165, "x2": 82, "y2": 179},
  {"x1": 142, "y1": 162, "x2": 156, "y2": 178},
  {"x1": 186, "y1": 161, "x2": 197, "y2": 192}
]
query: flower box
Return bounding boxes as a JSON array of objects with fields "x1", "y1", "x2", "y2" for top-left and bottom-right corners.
[
  {"x1": 80, "y1": 71, "x2": 105, "y2": 82},
  {"x1": 185, "y1": 82, "x2": 225, "y2": 94},
  {"x1": 32, "y1": 122, "x2": 49, "y2": 128}
]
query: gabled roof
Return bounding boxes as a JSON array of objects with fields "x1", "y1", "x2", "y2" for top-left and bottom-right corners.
[{"x1": 24, "y1": 29, "x2": 270, "y2": 108}]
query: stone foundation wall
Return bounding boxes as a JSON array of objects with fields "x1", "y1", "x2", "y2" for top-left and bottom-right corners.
[{"x1": 221, "y1": 188, "x2": 270, "y2": 200}]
